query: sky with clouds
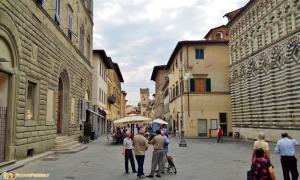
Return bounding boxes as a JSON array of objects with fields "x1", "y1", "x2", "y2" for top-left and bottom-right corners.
[{"x1": 93, "y1": 0, "x2": 249, "y2": 105}]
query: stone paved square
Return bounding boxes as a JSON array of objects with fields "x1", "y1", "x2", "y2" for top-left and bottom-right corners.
[{"x1": 15, "y1": 137, "x2": 300, "y2": 180}]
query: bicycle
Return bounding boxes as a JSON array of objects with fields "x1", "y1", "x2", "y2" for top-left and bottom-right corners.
[
  {"x1": 234, "y1": 131, "x2": 240, "y2": 140},
  {"x1": 166, "y1": 155, "x2": 177, "y2": 174}
]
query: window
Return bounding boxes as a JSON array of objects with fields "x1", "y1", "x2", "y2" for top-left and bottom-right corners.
[
  {"x1": 195, "y1": 49, "x2": 204, "y2": 59},
  {"x1": 180, "y1": 81, "x2": 184, "y2": 94},
  {"x1": 67, "y1": 8, "x2": 73, "y2": 40},
  {"x1": 36, "y1": 0, "x2": 44, "y2": 6},
  {"x1": 190, "y1": 78, "x2": 211, "y2": 93},
  {"x1": 54, "y1": 0, "x2": 61, "y2": 25},
  {"x1": 46, "y1": 89, "x2": 55, "y2": 123},
  {"x1": 175, "y1": 84, "x2": 179, "y2": 97},
  {"x1": 216, "y1": 31, "x2": 224, "y2": 40},
  {"x1": 87, "y1": 35, "x2": 91, "y2": 60},
  {"x1": 99, "y1": 89, "x2": 101, "y2": 101},
  {"x1": 180, "y1": 51, "x2": 183, "y2": 64},
  {"x1": 26, "y1": 82, "x2": 37, "y2": 120},
  {"x1": 172, "y1": 87, "x2": 175, "y2": 99},
  {"x1": 99, "y1": 62, "x2": 102, "y2": 77},
  {"x1": 210, "y1": 119, "x2": 217, "y2": 130},
  {"x1": 79, "y1": 25, "x2": 84, "y2": 53}
]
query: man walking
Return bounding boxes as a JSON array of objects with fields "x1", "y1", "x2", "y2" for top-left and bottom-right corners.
[
  {"x1": 275, "y1": 132, "x2": 299, "y2": 180},
  {"x1": 147, "y1": 130, "x2": 165, "y2": 178},
  {"x1": 133, "y1": 128, "x2": 148, "y2": 178}
]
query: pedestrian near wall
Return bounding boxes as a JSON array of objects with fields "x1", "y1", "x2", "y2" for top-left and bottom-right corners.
[
  {"x1": 147, "y1": 130, "x2": 165, "y2": 178},
  {"x1": 275, "y1": 133, "x2": 299, "y2": 180},
  {"x1": 253, "y1": 132, "x2": 270, "y2": 160},
  {"x1": 133, "y1": 128, "x2": 148, "y2": 178},
  {"x1": 122, "y1": 131, "x2": 137, "y2": 174},
  {"x1": 217, "y1": 126, "x2": 223, "y2": 143}
]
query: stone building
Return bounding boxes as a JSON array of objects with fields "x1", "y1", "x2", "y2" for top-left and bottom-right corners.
[
  {"x1": 165, "y1": 27, "x2": 232, "y2": 138},
  {"x1": 91, "y1": 50, "x2": 113, "y2": 138},
  {"x1": 204, "y1": 25, "x2": 229, "y2": 41},
  {"x1": 107, "y1": 61, "x2": 124, "y2": 129},
  {"x1": 0, "y1": 0, "x2": 93, "y2": 161},
  {"x1": 139, "y1": 88, "x2": 154, "y2": 118},
  {"x1": 151, "y1": 65, "x2": 168, "y2": 119},
  {"x1": 120, "y1": 91, "x2": 127, "y2": 118},
  {"x1": 226, "y1": 0, "x2": 300, "y2": 141}
]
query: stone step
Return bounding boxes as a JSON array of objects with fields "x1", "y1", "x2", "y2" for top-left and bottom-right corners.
[
  {"x1": 54, "y1": 141, "x2": 78, "y2": 149},
  {"x1": 54, "y1": 137, "x2": 74, "y2": 145},
  {"x1": 52, "y1": 143, "x2": 82, "y2": 151},
  {"x1": 55, "y1": 136, "x2": 71, "y2": 141},
  {"x1": 54, "y1": 144, "x2": 88, "y2": 154},
  {"x1": 0, "y1": 160, "x2": 16, "y2": 169}
]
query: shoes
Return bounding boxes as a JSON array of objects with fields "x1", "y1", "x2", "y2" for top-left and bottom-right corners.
[
  {"x1": 146, "y1": 175, "x2": 154, "y2": 178},
  {"x1": 138, "y1": 175, "x2": 145, "y2": 178},
  {"x1": 125, "y1": 172, "x2": 129, "y2": 174},
  {"x1": 155, "y1": 174, "x2": 161, "y2": 178},
  {"x1": 133, "y1": 171, "x2": 137, "y2": 173}
]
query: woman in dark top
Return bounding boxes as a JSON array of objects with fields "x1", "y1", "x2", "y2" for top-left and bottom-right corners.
[{"x1": 250, "y1": 148, "x2": 276, "y2": 180}]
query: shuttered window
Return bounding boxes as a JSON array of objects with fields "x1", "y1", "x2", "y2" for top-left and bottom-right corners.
[{"x1": 190, "y1": 78, "x2": 212, "y2": 93}]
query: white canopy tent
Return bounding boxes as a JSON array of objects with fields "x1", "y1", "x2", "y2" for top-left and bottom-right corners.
[
  {"x1": 152, "y1": 118, "x2": 168, "y2": 125},
  {"x1": 114, "y1": 114, "x2": 152, "y2": 125}
]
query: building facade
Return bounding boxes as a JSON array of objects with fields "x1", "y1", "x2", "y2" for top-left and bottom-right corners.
[
  {"x1": 140, "y1": 88, "x2": 150, "y2": 117},
  {"x1": 166, "y1": 38, "x2": 232, "y2": 138},
  {"x1": 107, "y1": 62, "x2": 124, "y2": 129},
  {"x1": 227, "y1": 0, "x2": 300, "y2": 141},
  {"x1": 0, "y1": 0, "x2": 93, "y2": 161},
  {"x1": 91, "y1": 50, "x2": 113, "y2": 138},
  {"x1": 151, "y1": 65, "x2": 168, "y2": 119}
]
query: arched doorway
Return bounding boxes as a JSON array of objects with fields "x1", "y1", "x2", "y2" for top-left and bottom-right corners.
[
  {"x1": 57, "y1": 70, "x2": 70, "y2": 135},
  {"x1": 0, "y1": 24, "x2": 19, "y2": 162}
]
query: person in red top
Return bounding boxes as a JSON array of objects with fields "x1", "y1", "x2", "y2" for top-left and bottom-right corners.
[{"x1": 217, "y1": 126, "x2": 223, "y2": 143}]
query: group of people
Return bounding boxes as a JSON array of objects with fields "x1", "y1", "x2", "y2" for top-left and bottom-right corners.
[
  {"x1": 249, "y1": 132, "x2": 298, "y2": 180},
  {"x1": 112, "y1": 124, "x2": 152, "y2": 145},
  {"x1": 122, "y1": 128, "x2": 169, "y2": 178}
]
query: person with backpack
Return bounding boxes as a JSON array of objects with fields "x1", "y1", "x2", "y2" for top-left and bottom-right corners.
[{"x1": 248, "y1": 148, "x2": 276, "y2": 180}]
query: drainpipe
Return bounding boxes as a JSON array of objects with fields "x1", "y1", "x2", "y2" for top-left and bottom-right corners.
[{"x1": 186, "y1": 46, "x2": 190, "y2": 117}]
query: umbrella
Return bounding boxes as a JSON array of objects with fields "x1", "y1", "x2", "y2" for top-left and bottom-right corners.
[
  {"x1": 152, "y1": 118, "x2": 168, "y2": 125},
  {"x1": 114, "y1": 114, "x2": 152, "y2": 124}
]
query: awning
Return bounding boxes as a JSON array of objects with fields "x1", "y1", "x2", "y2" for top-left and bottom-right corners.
[
  {"x1": 114, "y1": 114, "x2": 152, "y2": 124},
  {"x1": 87, "y1": 109, "x2": 104, "y2": 118}
]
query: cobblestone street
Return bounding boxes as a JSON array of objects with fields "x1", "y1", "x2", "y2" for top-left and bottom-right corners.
[{"x1": 15, "y1": 137, "x2": 300, "y2": 180}]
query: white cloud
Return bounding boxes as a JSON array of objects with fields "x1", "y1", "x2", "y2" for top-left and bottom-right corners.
[{"x1": 93, "y1": 0, "x2": 249, "y2": 105}]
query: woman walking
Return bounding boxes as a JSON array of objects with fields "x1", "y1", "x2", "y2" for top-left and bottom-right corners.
[
  {"x1": 248, "y1": 148, "x2": 276, "y2": 180},
  {"x1": 122, "y1": 131, "x2": 137, "y2": 174}
]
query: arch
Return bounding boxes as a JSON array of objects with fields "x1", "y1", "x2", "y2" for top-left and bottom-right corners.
[
  {"x1": 0, "y1": 9, "x2": 21, "y2": 162},
  {"x1": 57, "y1": 65, "x2": 71, "y2": 135}
]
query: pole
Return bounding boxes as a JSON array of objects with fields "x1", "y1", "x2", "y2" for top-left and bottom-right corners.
[{"x1": 179, "y1": 67, "x2": 187, "y2": 147}]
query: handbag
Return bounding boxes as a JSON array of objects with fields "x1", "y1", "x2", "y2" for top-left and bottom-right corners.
[{"x1": 247, "y1": 169, "x2": 255, "y2": 180}]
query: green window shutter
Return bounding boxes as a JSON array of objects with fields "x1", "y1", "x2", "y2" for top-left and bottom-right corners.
[
  {"x1": 206, "y1": 78, "x2": 211, "y2": 92},
  {"x1": 190, "y1": 79, "x2": 195, "y2": 92}
]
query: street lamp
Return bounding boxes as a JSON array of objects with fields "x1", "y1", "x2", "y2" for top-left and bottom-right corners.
[{"x1": 179, "y1": 66, "x2": 188, "y2": 147}]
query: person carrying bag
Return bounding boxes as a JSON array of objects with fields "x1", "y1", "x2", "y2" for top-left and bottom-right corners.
[{"x1": 247, "y1": 148, "x2": 276, "y2": 180}]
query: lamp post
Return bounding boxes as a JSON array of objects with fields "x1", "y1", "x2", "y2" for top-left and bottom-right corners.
[{"x1": 179, "y1": 66, "x2": 190, "y2": 147}]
